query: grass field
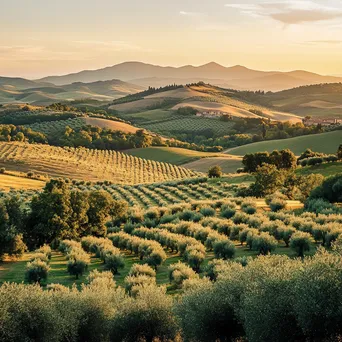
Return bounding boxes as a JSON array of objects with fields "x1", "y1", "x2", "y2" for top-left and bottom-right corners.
[
  {"x1": 297, "y1": 161, "x2": 342, "y2": 177},
  {"x1": 124, "y1": 147, "x2": 230, "y2": 165},
  {"x1": 183, "y1": 157, "x2": 243, "y2": 174},
  {"x1": 124, "y1": 109, "x2": 174, "y2": 122},
  {"x1": 0, "y1": 142, "x2": 198, "y2": 184},
  {"x1": 0, "y1": 237, "x2": 313, "y2": 289},
  {"x1": 0, "y1": 173, "x2": 45, "y2": 191},
  {"x1": 226, "y1": 130, "x2": 342, "y2": 156},
  {"x1": 83, "y1": 117, "x2": 139, "y2": 133}
]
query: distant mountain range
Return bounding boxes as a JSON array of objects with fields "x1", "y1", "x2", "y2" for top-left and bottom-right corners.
[
  {"x1": 37, "y1": 62, "x2": 342, "y2": 92},
  {"x1": 0, "y1": 78, "x2": 144, "y2": 106}
]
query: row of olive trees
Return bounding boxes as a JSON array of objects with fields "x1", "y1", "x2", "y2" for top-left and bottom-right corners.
[{"x1": 2, "y1": 245, "x2": 342, "y2": 342}]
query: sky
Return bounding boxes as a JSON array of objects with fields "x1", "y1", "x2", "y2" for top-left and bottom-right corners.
[{"x1": 1, "y1": 0, "x2": 342, "y2": 78}]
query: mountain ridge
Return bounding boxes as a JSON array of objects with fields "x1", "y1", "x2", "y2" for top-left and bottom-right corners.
[{"x1": 36, "y1": 61, "x2": 342, "y2": 91}]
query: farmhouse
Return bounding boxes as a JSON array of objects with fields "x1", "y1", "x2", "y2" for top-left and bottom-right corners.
[
  {"x1": 196, "y1": 111, "x2": 233, "y2": 119},
  {"x1": 302, "y1": 118, "x2": 342, "y2": 126}
]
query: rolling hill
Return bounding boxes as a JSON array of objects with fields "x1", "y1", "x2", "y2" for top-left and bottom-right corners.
[
  {"x1": 260, "y1": 83, "x2": 342, "y2": 119},
  {"x1": 226, "y1": 130, "x2": 342, "y2": 156},
  {"x1": 124, "y1": 147, "x2": 243, "y2": 174},
  {"x1": 38, "y1": 61, "x2": 342, "y2": 92},
  {"x1": 110, "y1": 83, "x2": 301, "y2": 123},
  {"x1": 124, "y1": 147, "x2": 230, "y2": 165},
  {"x1": 0, "y1": 142, "x2": 199, "y2": 184},
  {"x1": 0, "y1": 79, "x2": 144, "y2": 106}
]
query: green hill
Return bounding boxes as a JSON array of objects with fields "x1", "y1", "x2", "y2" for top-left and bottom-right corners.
[
  {"x1": 226, "y1": 130, "x2": 342, "y2": 156},
  {"x1": 124, "y1": 147, "x2": 228, "y2": 165}
]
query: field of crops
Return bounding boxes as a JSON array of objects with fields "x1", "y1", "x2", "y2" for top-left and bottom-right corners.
[
  {"x1": 139, "y1": 116, "x2": 235, "y2": 135},
  {"x1": 6, "y1": 196, "x2": 340, "y2": 292},
  {"x1": 28, "y1": 117, "x2": 85, "y2": 136},
  {"x1": 0, "y1": 142, "x2": 199, "y2": 184}
]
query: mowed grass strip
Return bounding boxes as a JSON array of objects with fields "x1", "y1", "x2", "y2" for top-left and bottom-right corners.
[
  {"x1": 183, "y1": 157, "x2": 243, "y2": 173},
  {"x1": 0, "y1": 173, "x2": 45, "y2": 191},
  {"x1": 124, "y1": 147, "x2": 230, "y2": 165}
]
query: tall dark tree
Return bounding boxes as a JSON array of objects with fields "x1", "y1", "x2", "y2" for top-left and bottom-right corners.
[{"x1": 25, "y1": 179, "x2": 72, "y2": 248}]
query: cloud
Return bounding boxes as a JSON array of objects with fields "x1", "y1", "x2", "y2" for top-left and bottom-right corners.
[
  {"x1": 308, "y1": 40, "x2": 342, "y2": 44},
  {"x1": 225, "y1": 1, "x2": 342, "y2": 24},
  {"x1": 179, "y1": 11, "x2": 203, "y2": 17},
  {"x1": 73, "y1": 40, "x2": 143, "y2": 52},
  {"x1": 0, "y1": 45, "x2": 89, "y2": 61}
]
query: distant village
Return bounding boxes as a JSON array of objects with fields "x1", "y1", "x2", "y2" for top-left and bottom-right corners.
[
  {"x1": 195, "y1": 110, "x2": 342, "y2": 127},
  {"x1": 302, "y1": 117, "x2": 342, "y2": 127},
  {"x1": 196, "y1": 111, "x2": 232, "y2": 119}
]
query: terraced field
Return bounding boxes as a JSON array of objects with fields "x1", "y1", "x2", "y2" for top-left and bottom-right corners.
[{"x1": 0, "y1": 142, "x2": 199, "y2": 184}]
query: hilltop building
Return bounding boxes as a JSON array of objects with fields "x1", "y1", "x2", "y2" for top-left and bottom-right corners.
[
  {"x1": 302, "y1": 118, "x2": 342, "y2": 127},
  {"x1": 196, "y1": 111, "x2": 233, "y2": 119}
]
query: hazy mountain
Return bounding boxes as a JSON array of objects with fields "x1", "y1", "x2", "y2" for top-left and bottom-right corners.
[
  {"x1": 38, "y1": 62, "x2": 342, "y2": 91},
  {"x1": 0, "y1": 79, "x2": 145, "y2": 105},
  {"x1": 0, "y1": 76, "x2": 51, "y2": 90}
]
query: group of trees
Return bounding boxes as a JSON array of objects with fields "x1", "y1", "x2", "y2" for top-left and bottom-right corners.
[
  {"x1": 51, "y1": 126, "x2": 154, "y2": 150},
  {"x1": 242, "y1": 149, "x2": 297, "y2": 173},
  {"x1": 0, "y1": 179, "x2": 128, "y2": 255},
  {"x1": 2, "y1": 248, "x2": 342, "y2": 341},
  {"x1": 0, "y1": 124, "x2": 47, "y2": 144},
  {"x1": 245, "y1": 164, "x2": 324, "y2": 198},
  {"x1": 0, "y1": 111, "x2": 77, "y2": 125}
]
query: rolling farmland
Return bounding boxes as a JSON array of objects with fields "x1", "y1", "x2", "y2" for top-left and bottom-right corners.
[
  {"x1": 226, "y1": 130, "x2": 342, "y2": 156},
  {"x1": 0, "y1": 142, "x2": 199, "y2": 184}
]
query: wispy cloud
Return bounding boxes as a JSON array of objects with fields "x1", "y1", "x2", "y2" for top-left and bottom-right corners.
[
  {"x1": 225, "y1": 1, "x2": 342, "y2": 24},
  {"x1": 73, "y1": 40, "x2": 143, "y2": 52},
  {"x1": 308, "y1": 40, "x2": 342, "y2": 45},
  {"x1": 0, "y1": 45, "x2": 88, "y2": 61},
  {"x1": 179, "y1": 11, "x2": 204, "y2": 17}
]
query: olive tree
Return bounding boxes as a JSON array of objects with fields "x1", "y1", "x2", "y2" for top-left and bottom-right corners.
[{"x1": 290, "y1": 231, "x2": 311, "y2": 257}]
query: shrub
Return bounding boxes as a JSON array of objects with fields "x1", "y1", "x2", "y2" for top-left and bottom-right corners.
[
  {"x1": 290, "y1": 231, "x2": 311, "y2": 257},
  {"x1": 175, "y1": 265, "x2": 244, "y2": 342},
  {"x1": 310, "y1": 173, "x2": 342, "y2": 203},
  {"x1": 199, "y1": 206, "x2": 216, "y2": 217},
  {"x1": 168, "y1": 262, "x2": 199, "y2": 288},
  {"x1": 277, "y1": 227, "x2": 296, "y2": 247},
  {"x1": 111, "y1": 285, "x2": 178, "y2": 342},
  {"x1": 29, "y1": 253, "x2": 49, "y2": 263},
  {"x1": 208, "y1": 165, "x2": 222, "y2": 178},
  {"x1": 25, "y1": 259, "x2": 50, "y2": 284},
  {"x1": 213, "y1": 239, "x2": 236, "y2": 259},
  {"x1": 269, "y1": 198, "x2": 287, "y2": 212},
  {"x1": 241, "y1": 200, "x2": 257, "y2": 214},
  {"x1": 67, "y1": 252, "x2": 90, "y2": 279},
  {"x1": 221, "y1": 207, "x2": 236, "y2": 219},
  {"x1": 252, "y1": 232, "x2": 278, "y2": 255},
  {"x1": 0, "y1": 167, "x2": 5, "y2": 174},
  {"x1": 36, "y1": 244, "x2": 52, "y2": 259},
  {"x1": 104, "y1": 253, "x2": 125, "y2": 274},
  {"x1": 124, "y1": 274, "x2": 156, "y2": 294},
  {"x1": 128, "y1": 263, "x2": 156, "y2": 278}
]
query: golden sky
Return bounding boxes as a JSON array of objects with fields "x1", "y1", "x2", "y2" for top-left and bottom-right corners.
[{"x1": 1, "y1": 0, "x2": 342, "y2": 78}]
